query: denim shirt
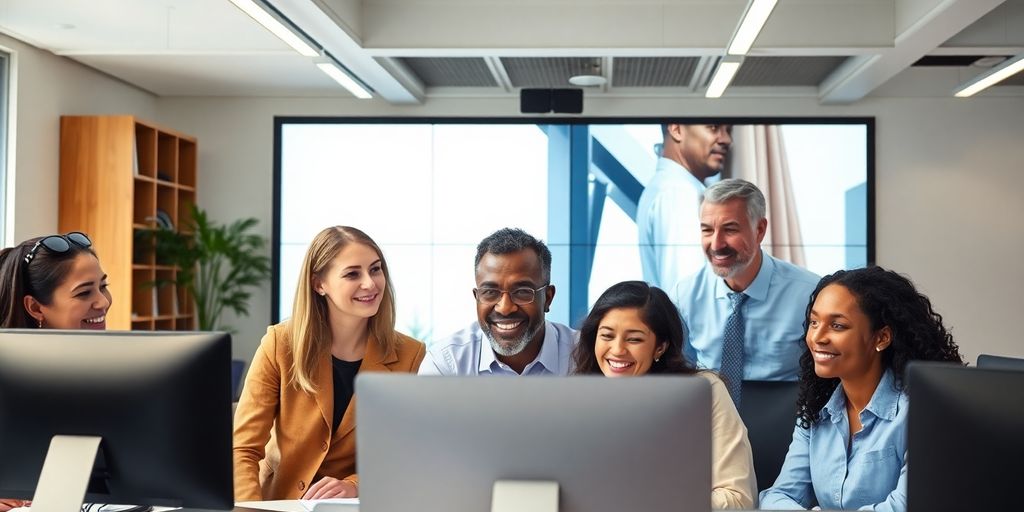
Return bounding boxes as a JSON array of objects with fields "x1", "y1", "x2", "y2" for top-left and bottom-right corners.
[{"x1": 760, "y1": 369, "x2": 908, "y2": 511}]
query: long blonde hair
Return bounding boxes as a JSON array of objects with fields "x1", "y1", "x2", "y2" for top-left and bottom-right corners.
[{"x1": 290, "y1": 226, "x2": 399, "y2": 394}]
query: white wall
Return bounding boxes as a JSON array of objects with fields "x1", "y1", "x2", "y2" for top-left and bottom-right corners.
[
  {"x1": 157, "y1": 92, "x2": 1024, "y2": 365},
  {"x1": 1, "y1": 33, "x2": 157, "y2": 243}
]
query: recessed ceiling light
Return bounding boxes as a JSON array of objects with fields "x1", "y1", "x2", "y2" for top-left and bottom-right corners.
[
  {"x1": 568, "y1": 74, "x2": 607, "y2": 87},
  {"x1": 973, "y1": 56, "x2": 1007, "y2": 68}
]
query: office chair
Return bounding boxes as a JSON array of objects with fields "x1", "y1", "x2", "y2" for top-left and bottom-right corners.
[
  {"x1": 737, "y1": 380, "x2": 800, "y2": 492},
  {"x1": 976, "y1": 353, "x2": 1024, "y2": 371},
  {"x1": 231, "y1": 359, "x2": 246, "y2": 402}
]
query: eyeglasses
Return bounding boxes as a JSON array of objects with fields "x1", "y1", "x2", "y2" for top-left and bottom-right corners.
[
  {"x1": 473, "y1": 285, "x2": 549, "y2": 306},
  {"x1": 23, "y1": 232, "x2": 93, "y2": 266}
]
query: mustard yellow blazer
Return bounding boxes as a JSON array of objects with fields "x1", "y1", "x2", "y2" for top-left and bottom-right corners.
[{"x1": 232, "y1": 322, "x2": 426, "y2": 501}]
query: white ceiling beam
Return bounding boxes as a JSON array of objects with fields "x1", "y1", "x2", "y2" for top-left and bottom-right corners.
[
  {"x1": 483, "y1": 56, "x2": 513, "y2": 93},
  {"x1": 819, "y1": 0, "x2": 1006, "y2": 104},
  {"x1": 358, "y1": 0, "x2": 892, "y2": 51},
  {"x1": 360, "y1": 47, "x2": 891, "y2": 58},
  {"x1": 272, "y1": 0, "x2": 423, "y2": 104}
]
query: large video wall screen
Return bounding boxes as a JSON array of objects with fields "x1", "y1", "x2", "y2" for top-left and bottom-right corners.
[{"x1": 275, "y1": 118, "x2": 873, "y2": 345}]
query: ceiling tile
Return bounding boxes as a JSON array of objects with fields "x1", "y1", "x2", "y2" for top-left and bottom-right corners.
[
  {"x1": 399, "y1": 57, "x2": 497, "y2": 87},
  {"x1": 612, "y1": 57, "x2": 700, "y2": 87},
  {"x1": 733, "y1": 56, "x2": 848, "y2": 87}
]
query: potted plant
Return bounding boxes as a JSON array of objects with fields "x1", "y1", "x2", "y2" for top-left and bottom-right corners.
[{"x1": 142, "y1": 205, "x2": 271, "y2": 332}]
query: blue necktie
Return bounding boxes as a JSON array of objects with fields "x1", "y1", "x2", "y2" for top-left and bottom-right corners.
[{"x1": 721, "y1": 292, "x2": 748, "y2": 406}]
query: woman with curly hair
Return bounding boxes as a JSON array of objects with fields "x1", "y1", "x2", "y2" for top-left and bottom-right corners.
[
  {"x1": 572, "y1": 281, "x2": 758, "y2": 509},
  {"x1": 759, "y1": 266, "x2": 963, "y2": 511}
]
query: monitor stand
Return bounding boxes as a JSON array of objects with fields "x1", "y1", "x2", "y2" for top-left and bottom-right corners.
[
  {"x1": 31, "y1": 435, "x2": 102, "y2": 512},
  {"x1": 491, "y1": 480, "x2": 558, "y2": 512}
]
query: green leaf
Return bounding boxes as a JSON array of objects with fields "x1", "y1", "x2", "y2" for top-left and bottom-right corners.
[{"x1": 137, "y1": 204, "x2": 271, "y2": 331}]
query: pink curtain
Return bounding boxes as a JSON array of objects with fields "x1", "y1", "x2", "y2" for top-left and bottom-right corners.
[{"x1": 724, "y1": 125, "x2": 806, "y2": 267}]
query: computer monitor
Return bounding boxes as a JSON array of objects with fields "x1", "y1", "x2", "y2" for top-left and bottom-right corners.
[
  {"x1": 0, "y1": 329, "x2": 234, "y2": 512},
  {"x1": 907, "y1": 362, "x2": 1024, "y2": 512},
  {"x1": 975, "y1": 353, "x2": 1024, "y2": 371},
  {"x1": 356, "y1": 374, "x2": 711, "y2": 512}
]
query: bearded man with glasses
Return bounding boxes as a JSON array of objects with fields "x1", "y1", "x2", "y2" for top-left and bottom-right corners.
[{"x1": 418, "y1": 228, "x2": 577, "y2": 376}]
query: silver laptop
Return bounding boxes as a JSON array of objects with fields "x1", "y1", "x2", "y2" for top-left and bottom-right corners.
[{"x1": 356, "y1": 374, "x2": 711, "y2": 512}]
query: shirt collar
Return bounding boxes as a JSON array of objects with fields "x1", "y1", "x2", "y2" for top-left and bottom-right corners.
[
  {"x1": 478, "y1": 321, "x2": 558, "y2": 374},
  {"x1": 713, "y1": 249, "x2": 773, "y2": 302},
  {"x1": 822, "y1": 369, "x2": 901, "y2": 423},
  {"x1": 656, "y1": 157, "x2": 707, "y2": 190}
]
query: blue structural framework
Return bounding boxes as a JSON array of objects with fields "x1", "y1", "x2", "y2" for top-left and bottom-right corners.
[{"x1": 543, "y1": 125, "x2": 643, "y2": 327}]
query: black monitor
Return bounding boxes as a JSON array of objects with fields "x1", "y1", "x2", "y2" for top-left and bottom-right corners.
[
  {"x1": 0, "y1": 329, "x2": 234, "y2": 511},
  {"x1": 975, "y1": 353, "x2": 1024, "y2": 371},
  {"x1": 907, "y1": 362, "x2": 1024, "y2": 512}
]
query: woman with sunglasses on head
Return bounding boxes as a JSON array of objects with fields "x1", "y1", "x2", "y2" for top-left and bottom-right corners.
[
  {"x1": 571, "y1": 280, "x2": 758, "y2": 509},
  {"x1": 759, "y1": 267, "x2": 963, "y2": 511},
  {"x1": 0, "y1": 232, "x2": 110, "y2": 511},
  {"x1": 0, "y1": 232, "x2": 110, "y2": 330},
  {"x1": 233, "y1": 226, "x2": 425, "y2": 502}
]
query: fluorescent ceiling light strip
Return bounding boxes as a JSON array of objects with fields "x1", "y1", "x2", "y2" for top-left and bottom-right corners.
[
  {"x1": 317, "y1": 62, "x2": 373, "y2": 99},
  {"x1": 229, "y1": 0, "x2": 319, "y2": 57},
  {"x1": 954, "y1": 53, "x2": 1024, "y2": 97},
  {"x1": 727, "y1": 0, "x2": 779, "y2": 56},
  {"x1": 706, "y1": 61, "x2": 742, "y2": 98}
]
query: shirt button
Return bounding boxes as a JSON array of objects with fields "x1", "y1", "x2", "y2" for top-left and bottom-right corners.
[
  {"x1": 322, "y1": 441, "x2": 329, "y2": 452},
  {"x1": 298, "y1": 480, "x2": 305, "y2": 491}
]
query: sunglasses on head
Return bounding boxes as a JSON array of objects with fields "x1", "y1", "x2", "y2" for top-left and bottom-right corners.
[{"x1": 23, "y1": 232, "x2": 93, "y2": 266}]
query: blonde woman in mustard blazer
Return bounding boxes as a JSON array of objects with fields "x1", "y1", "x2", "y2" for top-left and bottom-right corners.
[{"x1": 233, "y1": 226, "x2": 425, "y2": 501}]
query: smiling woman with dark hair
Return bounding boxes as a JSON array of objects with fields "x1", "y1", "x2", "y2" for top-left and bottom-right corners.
[
  {"x1": 0, "y1": 232, "x2": 111, "y2": 330},
  {"x1": 572, "y1": 280, "x2": 757, "y2": 509},
  {"x1": 0, "y1": 232, "x2": 111, "y2": 511},
  {"x1": 760, "y1": 266, "x2": 964, "y2": 512}
]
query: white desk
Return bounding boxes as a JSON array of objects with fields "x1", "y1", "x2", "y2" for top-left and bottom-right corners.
[{"x1": 238, "y1": 500, "x2": 356, "y2": 512}]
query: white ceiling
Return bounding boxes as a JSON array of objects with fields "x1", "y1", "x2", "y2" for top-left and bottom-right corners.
[{"x1": 0, "y1": 0, "x2": 1022, "y2": 104}]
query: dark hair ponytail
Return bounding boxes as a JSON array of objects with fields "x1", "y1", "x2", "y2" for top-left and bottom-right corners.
[{"x1": 0, "y1": 237, "x2": 99, "y2": 328}]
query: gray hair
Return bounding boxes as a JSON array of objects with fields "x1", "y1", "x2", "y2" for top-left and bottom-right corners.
[{"x1": 701, "y1": 178, "x2": 766, "y2": 225}]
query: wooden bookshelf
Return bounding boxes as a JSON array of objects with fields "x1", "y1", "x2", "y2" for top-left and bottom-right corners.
[{"x1": 59, "y1": 115, "x2": 197, "y2": 331}]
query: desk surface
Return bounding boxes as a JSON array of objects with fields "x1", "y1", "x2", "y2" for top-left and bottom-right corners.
[
  {"x1": 236, "y1": 503, "x2": 815, "y2": 512},
  {"x1": 237, "y1": 501, "x2": 310, "y2": 512}
]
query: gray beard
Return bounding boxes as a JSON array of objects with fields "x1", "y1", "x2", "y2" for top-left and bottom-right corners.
[{"x1": 484, "y1": 321, "x2": 545, "y2": 357}]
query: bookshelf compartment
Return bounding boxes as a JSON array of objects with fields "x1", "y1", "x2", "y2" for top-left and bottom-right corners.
[
  {"x1": 157, "y1": 133, "x2": 178, "y2": 183},
  {"x1": 133, "y1": 180, "x2": 155, "y2": 226},
  {"x1": 132, "y1": 267, "x2": 155, "y2": 319},
  {"x1": 134, "y1": 124, "x2": 157, "y2": 179},
  {"x1": 178, "y1": 139, "x2": 197, "y2": 189}
]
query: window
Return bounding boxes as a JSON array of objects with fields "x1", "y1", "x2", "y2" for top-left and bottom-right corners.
[{"x1": 0, "y1": 49, "x2": 10, "y2": 244}]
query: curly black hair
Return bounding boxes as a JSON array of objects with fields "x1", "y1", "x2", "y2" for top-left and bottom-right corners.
[
  {"x1": 796, "y1": 266, "x2": 963, "y2": 428},
  {"x1": 572, "y1": 280, "x2": 697, "y2": 376}
]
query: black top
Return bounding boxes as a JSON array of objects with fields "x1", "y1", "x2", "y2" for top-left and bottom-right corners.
[{"x1": 331, "y1": 357, "x2": 362, "y2": 432}]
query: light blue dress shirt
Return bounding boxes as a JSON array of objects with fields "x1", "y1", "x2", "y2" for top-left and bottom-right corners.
[
  {"x1": 417, "y1": 321, "x2": 577, "y2": 376},
  {"x1": 759, "y1": 369, "x2": 908, "y2": 511},
  {"x1": 637, "y1": 157, "x2": 707, "y2": 291},
  {"x1": 672, "y1": 251, "x2": 819, "y2": 381}
]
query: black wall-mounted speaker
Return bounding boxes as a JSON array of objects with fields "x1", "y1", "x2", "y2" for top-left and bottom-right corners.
[
  {"x1": 519, "y1": 88, "x2": 584, "y2": 114},
  {"x1": 551, "y1": 88, "x2": 583, "y2": 114},
  {"x1": 520, "y1": 88, "x2": 552, "y2": 113}
]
